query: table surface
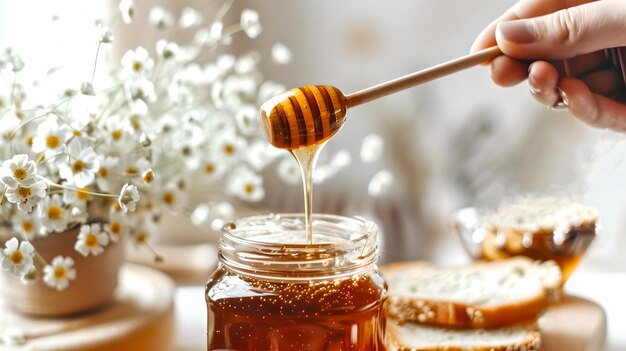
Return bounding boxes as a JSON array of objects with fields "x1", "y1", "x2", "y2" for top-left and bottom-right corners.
[{"x1": 174, "y1": 267, "x2": 626, "y2": 351}]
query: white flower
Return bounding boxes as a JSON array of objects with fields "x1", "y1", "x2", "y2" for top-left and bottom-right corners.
[
  {"x1": 179, "y1": 7, "x2": 203, "y2": 29},
  {"x1": 5, "y1": 181, "x2": 47, "y2": 212},
  {"x1": 0, "y1": 154, "x2": 38, "y2": 189},
  {"x1": 209, "y1": 21, "x2": 223, "y2": 42},
  {"x1": 226, "y1": 166, "x2": 265, "y2": 202},
  {"x1": 234, "y1": 104, "x2": 260, "y2": 136},
  {"x1": 12, "y1": 211, "x2": 42, "y2": 239},
  {"x1": 156, "y1": 40, "x2": 180, "y2": 60},
  {"x1": 277, "y1": 157, "x2": 301, "y2": 185},
  {"x1": 119, "y1": 0, "x2": 135, "y2": 24},
  {"x1": 159, "y1": 182, "x2": 188, "y2": 213},
  {"x1": 257, "y1": 80, "x2": 285, "y2": 106},
  {"x1": 31, "y1": 118, "x2": 71, "y2": 158},
  {"x1": 240, "y1": 9, "x2": 262, "y2": 39},
  {"x1": 59, "y1": 138, "x2": 100, "y2": 188},
  {"x1": 2, "y1": 327, "x2": 25, "y2": 345},
  {"x1": 0, "y1": 108, "x2": 21, "y2": 139},
  {"x1": 105, "y1": 115, "x2": 134, "y2": 148},
  {"x1": 368, "y1": 169, "x2": 394, "y2": 197},
  {"x1": 43, "y1": 256, "x2": 76, "y2": 291},
  {"x1": 191, "y1": 201, "x2": 234, "y2": 231},
  {"x1": 149, "y1": 6, "x2": 174, "y2": 29},
  {"x1": 62, "y1": 187, "x2": 91, "y2": 210},
  {"x1": 200, "y1": 155, "x2": 226, "y2": 183},
  {"x1": 75, "y1": 223, "x2": 110, "y2": 257},
  {"x1": 212, "y1": 132, "x2": 247, "y2": 164},
  {"x1": 38, "y1": 194, "x2": 69, "y2": 233},
  {"x1": 130, "y1": 221, "x2": 153, "y2": 249},
  {"x1": 271, "y1": 43, "x2": 292, "y2": 65},
  {"x1": 0, "y1": 237, "x2": 34, "y2": 276},
  {"x1": 118, "y1": 183, "x2": 140, "y2": 213},
  {"x1": 125, "y1": 77, "x2": 156, "y2": 102},
  {"x1": 96, "y1": 155, "x2": 120, "y2": 192},
  {"x1": 360, "y1": 134, "x2": 384, "y2": 163},
  {"x1": 121, "y1": 47, "x2": 154, "y2": 78},
  {"x1": 107, "y1": 212, "x2": 131, "y2": 242}
]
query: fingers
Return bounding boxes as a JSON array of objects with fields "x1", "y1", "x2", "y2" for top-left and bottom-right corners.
[
  {"x1": 528, "y1": 61, "x2": 561, "y2": 106},
  {"x1": 496, "y1": 1, "x2": 626, "y2": 60},
  {"x1": 471, "y1": 0, "x2": 593, "y2": 53},
  {"x1": 490, "y1": 56, "x2": 529, "y2": 87},
  {"x1": 559, "y1": 77, "x2": 626, "y2": 132},
  {"x1": 581, "y1": 69, "x2": 622, "y2": 96}
]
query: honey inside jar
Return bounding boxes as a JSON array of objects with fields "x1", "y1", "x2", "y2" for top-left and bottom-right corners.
[{"x1": 206, "y1": 214, "x2": 388, "y2": 351}]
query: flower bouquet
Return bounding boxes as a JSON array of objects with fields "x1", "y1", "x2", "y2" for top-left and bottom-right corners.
[{"x1": 0, "y1": 0, "x2": 288, "y2": 297}]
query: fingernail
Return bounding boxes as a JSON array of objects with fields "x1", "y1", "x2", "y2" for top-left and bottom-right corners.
[
  {"x1": 499, "y1": 20, "x2": 537, "y2": 44},
  {"x1": 558, "y1": 88, "x2": 569, "y2": 106},
  {"x1": 528, "y1": 67, "x2": 542, "y2": 94}
]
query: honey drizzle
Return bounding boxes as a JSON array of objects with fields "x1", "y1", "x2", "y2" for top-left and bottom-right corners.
[{"x1": 290, "y1": 142, "x2": 327, "y2": 245}]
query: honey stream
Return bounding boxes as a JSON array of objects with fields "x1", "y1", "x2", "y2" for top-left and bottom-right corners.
[{"x1": 290, "y1": 142, "x2": 327, "y2": 245}]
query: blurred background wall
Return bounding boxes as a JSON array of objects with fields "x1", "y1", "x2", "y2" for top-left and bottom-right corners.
[{"x1": 1, "y1": 0, "x2": 625, "y2": 270}]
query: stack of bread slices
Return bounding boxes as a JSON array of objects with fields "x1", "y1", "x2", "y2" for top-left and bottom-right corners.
[{"x1": 382, "y1": 257, "x2": 562, "y2": 351}]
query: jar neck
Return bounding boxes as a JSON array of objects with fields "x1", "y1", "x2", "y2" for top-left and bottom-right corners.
[{"x1": 218, "y1": 214, "x2": 379, "y2": 281}]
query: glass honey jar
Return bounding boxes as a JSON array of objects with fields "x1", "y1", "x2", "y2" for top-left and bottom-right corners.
[{"x1": 206, "y1": 214, "x2": 388, "y2": 351}]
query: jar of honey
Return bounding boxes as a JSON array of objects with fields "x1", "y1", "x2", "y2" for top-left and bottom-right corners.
[{"x1": 206, "y1": 214, "x2": 387, "y2": 351}]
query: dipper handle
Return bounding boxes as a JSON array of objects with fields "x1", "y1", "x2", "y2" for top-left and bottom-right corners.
[{"x1": 346, "y1": 45, "x2": 502, "y2": 108}]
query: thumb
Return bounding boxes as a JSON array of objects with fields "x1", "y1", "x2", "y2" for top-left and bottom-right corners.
[{"x1": 495, "y1": 0, "x2": 626, "y2": 60}]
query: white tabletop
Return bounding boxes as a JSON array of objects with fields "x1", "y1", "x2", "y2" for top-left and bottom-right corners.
[{"x1": 174, "y1": 268, "x2": 626, "y2": 351}]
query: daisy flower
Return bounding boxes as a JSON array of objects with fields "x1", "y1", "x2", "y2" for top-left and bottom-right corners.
[
  {"x1": 200, "y1": 155, "x2": 226, "y2": 183},
  {"x1": 240, "y1": 9, "x2": 262, "y2": 39},
  {"x1": 179, "y1": 7, "x2": 203, "y2": 29},
  {"x1": 119, "y1": 0, "x2": 135, "y2": 24},
  {"x1": 95, "y1": 155, "x2": 120, "y2": 192},
  {"x1": 0, "y1": 154, "x2": 38, "y2": 189},
  {"x1": 368, "y1": 169, "x2": 394, "y2": 197},
  {"x1": 160, "y1": 182, "x2": 188, "y2": 213},
  {"x1": 360, "y1": 134, "x2": 384, "y2": 163},
  {"x1": 38, "y1": 194, "x2": 69, "y2": 233},
  {"x1": 11, "y1": 211, "x2": 41, "y2": 239},
  {"x1": 121, "y1": 47, "x2": 154, "y2": 78},
  {"x1": 43, "y1": 256, "x2": 76, "y2": 291},
  {"x1": 62, "y1": 187, "x2": 91, "y2": 210},
  {"x1": 5, "y1": 181, "x2": 47, "y2": 212},
  {"x1": 149, "y1": 6, "x2": 175, "y2": 30},
  {"x1": 31, "y1": 118, "x2": 71, "y2": 158},
  {"x1": 0, "y1": 237, "x2": 34, "y2": 276},
  {"x1": 105, "y1": 115, "x2": 135, "y2": 149},
  {"x1": 59, "y1": 138, "x2": 100, "y2": 188},
  {"x1": 118, "y1": 183, "x2": 140, "y2": 213},
  {"x1": 212, "y1": 132, "x2": 246, "y2": 165},
  {"x1": 107, "y1": 212, "x2": 131, "y2": 242},
  {"x1": 125, "y1": 77, "x2": 156, "y2": 102},
  {"x1": 226, "y1": 166, "x2": 265, "y2": 202},
  {"x1": 74, "y1": 223, "x2": 110, "y2": 257}
]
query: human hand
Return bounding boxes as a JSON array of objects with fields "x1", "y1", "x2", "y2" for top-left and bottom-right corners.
[{"x1": 472, "y1": 0, "x2": 626, "y2": 131}]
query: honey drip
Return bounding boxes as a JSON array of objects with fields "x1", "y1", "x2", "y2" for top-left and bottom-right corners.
[{"x1": 290, "y1": 142, "x2": 327, "y2": 245}]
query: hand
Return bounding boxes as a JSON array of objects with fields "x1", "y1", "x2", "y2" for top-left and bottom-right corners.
[{"x1": 472, "y1": 0, "x2": 626, "y2": 131}]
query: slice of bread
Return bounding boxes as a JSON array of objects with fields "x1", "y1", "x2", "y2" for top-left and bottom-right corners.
[
  {"x1": 382, "y1": 257, "x2": 561, "y2": 329},
  {"x1": 387, "y1": 320, "x2": 541, "y2": 351}
]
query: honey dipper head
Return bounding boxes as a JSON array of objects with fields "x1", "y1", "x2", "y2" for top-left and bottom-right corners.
[{"x1": 260, "y1": 85, "x2": 348, "y2": 149}]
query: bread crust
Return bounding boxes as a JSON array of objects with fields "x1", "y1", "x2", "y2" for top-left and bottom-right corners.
[
  {"x1": 381, "y1": 258, "x2": 555, "y2": 329},
  {"x1": 386, "y1": 321, "x2": 542, "y2": 351}
]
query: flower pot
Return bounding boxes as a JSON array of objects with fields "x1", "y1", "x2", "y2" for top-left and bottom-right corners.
[{"x1": 0, "y1": 224, "x2": 123, "y2": 317}]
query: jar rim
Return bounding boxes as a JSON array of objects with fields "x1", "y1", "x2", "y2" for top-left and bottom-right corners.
[{"x1": 218, "y1": 213, "x2": 379, "y2": 281}]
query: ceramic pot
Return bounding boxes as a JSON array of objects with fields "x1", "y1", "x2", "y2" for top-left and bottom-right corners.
[{"x1": 0, "y1": 223, "x2": 123, "y2": 316}]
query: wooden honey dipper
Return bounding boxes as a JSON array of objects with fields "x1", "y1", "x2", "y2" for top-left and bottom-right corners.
[{"x1": 260, "y1": 46, "x2": 502, "y2": 149}]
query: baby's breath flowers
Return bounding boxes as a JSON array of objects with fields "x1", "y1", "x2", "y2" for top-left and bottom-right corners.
[{"x1": 0, "y1": 1, "x2": 295, "y2": 291}]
